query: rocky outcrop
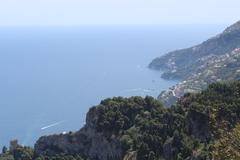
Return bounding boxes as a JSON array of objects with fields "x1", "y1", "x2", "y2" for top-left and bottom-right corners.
[
  {"x1": 34, "y1": 107, "x2": 124, "y2": 160},
  {"x1": 123, "y1": 152, "x2": 137, "y2": 160},
  {"x1": 163, "y1": 137, "x2": 174, "y2": 160}
]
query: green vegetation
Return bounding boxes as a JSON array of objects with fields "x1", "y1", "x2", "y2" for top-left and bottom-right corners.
[
  {"x1": 0, "y1": 154, "x2": 14, "y2": 160},
  {"x1": 12, "y1": 146, "x2": 34, "y2": 160},
  {"x1": 35, "y1": 154, "x2": 84, "y2": 160},
  {"x1": 212, "y1": 124, "x2": 240, "y2": 159},
  {"x1": 1, "y1": 81, "x2": 240, "y2": 159}
]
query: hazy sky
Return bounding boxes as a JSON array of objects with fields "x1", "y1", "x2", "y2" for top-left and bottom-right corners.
[{"x1": 0, "y1": 0, "x2": 240, "y2": 26}]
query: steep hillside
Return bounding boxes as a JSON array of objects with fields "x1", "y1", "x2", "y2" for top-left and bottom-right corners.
[
  {"x1": 33, "y1": 81, "x2": 240, "y2": 160},
  {"x1": 158, "y1": 48, "x2": 240, "y2": 106},
  {"x1": 1, "y1": 81, "x2": 239, "y2": 160},
  {"x1": 149, "y1": 20, "x2": 240, "y2": 106},
  {"x1": 149, "y1": 21, "x2": 240, "y2": 80}
]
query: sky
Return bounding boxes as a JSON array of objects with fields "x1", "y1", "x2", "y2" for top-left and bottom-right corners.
[{"x1": 0, "y1": 0, "x2": 240, "y2": 26}]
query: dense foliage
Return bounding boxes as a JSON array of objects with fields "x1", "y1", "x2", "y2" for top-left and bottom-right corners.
[
  {"x1": 1, "y1": 81, "x2": 240, "y2": 160},
  {"x1": 212, "y1": 124, "x2": 240, "y2": 159},
  {"x1": 90, "y1": 82, "x2": 240, "y2": 159}
]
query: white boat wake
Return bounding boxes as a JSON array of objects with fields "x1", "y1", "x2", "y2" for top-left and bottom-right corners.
[{"x1": 41, "y1": 121, "x2": 65, "y2": 130}]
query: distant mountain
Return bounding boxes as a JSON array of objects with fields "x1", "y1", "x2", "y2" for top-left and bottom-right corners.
[
  {"x1": 149, "y1": 21, "x2": 240, "y2": 106},
  {"x1": 2, "y1": 81, "x2": 240, "y2": 160},
  {"x1": 149, "y1": 20, "x2": 240, "y2": 80}
]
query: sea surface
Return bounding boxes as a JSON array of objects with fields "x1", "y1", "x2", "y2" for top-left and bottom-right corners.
[{"x1": 0, "y1": 25, "x2": 225, "y2": 147}]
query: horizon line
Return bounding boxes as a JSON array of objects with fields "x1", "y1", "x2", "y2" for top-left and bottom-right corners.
[{"x1": 0, "y1": 23, "x2": 229, "y2": 27}]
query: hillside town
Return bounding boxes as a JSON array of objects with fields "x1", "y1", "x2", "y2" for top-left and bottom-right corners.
[{"x1": 158, "y1": 48, "x2": 240, "y2": 106}]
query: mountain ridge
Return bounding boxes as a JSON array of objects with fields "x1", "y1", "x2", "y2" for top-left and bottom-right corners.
[
  {"x1": 149, "y1": 20, "x2": 240, "y2": 80},
  {"x1": 149, "y1": 20, "x2": 240, "y2": 106}
]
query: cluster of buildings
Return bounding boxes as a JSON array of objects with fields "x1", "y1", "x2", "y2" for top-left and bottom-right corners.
[{"x1": 159, "y1": 48, "x2": 240, "y2": 105}]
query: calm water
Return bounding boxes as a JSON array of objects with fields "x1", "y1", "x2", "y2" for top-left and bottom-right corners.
[{"x1": 0, "y1": 25, "x2": 225, "y2": 147}]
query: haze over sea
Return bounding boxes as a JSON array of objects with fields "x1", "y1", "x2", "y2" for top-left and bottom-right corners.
[{"x1": 0, "y1": 25, "x2": 225, "y2": 147}]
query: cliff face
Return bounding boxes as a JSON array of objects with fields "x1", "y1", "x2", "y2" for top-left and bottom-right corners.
[
  {"x1": 185, "y1": 109, "x2": 211, "y2": 142},
  {"x1": 149, "y1": 20, "x2": 240, "y2": 106},
  {"x1": 35, "y1": 107, "x2": 124, "y2": 160},
  {"x1": 34, "y1": 96, "x2": 166, "y2": 160}
]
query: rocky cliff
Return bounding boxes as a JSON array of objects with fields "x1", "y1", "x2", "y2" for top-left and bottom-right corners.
[{"x1": 35, "y1": 105, "x2": 124, "y2": 160}]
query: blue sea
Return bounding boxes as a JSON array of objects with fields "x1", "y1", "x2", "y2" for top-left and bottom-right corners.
[{"x1": 0, "y1": 25, "x2": 225, "y2": 147}]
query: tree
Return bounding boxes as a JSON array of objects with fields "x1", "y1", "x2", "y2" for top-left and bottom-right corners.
[
  {"x1": 13, "y1": 146, "x2": 33, "y2": 160},
  {"x1": 2, "y1": 146, "x2": 7, "y2": 154}
]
